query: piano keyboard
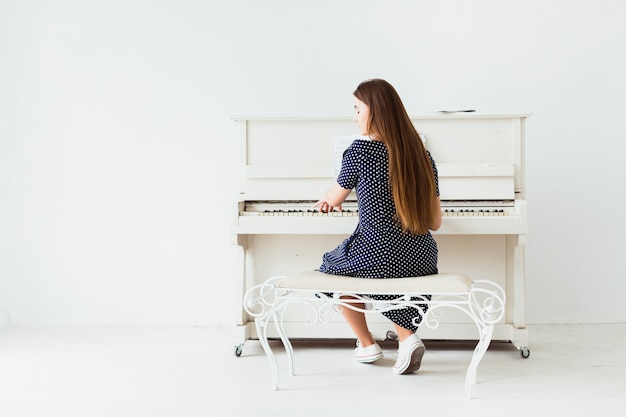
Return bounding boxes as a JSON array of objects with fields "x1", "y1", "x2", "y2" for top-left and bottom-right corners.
[
  {"x1": 241, "y1": 208, "x2": 509, "y2": 217},
  {"x1": 241, "y1": 201, "x2": 511, "y2": 217},
  {"x1": 443, "y1": 209, "x2": 509, "y2": 217},
  {"x1": 243, "y1": 210, "x2": 359, "y2": 217}
]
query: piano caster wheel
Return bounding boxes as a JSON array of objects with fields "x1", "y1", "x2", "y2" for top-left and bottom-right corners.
[
  {"x1": 519, "y1": 347, "x2": 530, "y2": 358},
  {"x1": 234, "y1": 344, "x2": 243, "y2": 357},
  {"x1": 385, "y1": 330, "x2": 398, "y2": 342}
]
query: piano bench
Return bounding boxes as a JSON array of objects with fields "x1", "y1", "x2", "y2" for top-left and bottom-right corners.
[{"x1": 242, "y1": 270, "x2": 505, "y2": 399}]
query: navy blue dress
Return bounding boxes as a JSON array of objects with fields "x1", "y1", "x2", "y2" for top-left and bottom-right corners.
[{"x1": 319, "y1": 139, "x2": 439, "y2": 332}]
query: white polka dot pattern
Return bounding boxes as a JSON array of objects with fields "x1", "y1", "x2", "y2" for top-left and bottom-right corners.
[{"x1": 319, "y1": 139, "x2": 439, "y2": 332}]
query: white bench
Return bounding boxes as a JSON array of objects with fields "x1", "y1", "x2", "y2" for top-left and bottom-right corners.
[{"x1": 242, "y1": 271, "x2": 506, "y2": 399}]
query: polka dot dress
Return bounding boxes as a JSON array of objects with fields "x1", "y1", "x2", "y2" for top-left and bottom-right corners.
[{"x1": 319, "y1": 139, "x2": 439, "y2": 332}]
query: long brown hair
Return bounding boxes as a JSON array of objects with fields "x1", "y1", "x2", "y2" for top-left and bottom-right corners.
[{"x1": 354, "y1": 79, "x2": 438, "y2": 235}]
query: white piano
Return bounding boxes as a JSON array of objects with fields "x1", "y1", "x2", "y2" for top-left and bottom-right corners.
[{"x1": 232, "y1": 113, "x2": 531, "y2": 356}]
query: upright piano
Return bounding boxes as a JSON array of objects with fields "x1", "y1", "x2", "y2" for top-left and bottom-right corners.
[{"x1": 232, "y1": 113, "x2": 530, "y2": 354}]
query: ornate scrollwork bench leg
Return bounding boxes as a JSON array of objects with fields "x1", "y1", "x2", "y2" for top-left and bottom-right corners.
[
  {"x1": 243, "y1": 272, "x2": 506, "y2": 399},
  {"x1": 463, "y1": 280, "x2": 506, "y2": 398},
  {"x1": 243, "y1": 278, "x2": 296, "y2": 390}
]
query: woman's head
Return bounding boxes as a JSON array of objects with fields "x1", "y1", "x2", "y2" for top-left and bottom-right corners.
[{"x1": 353, "y1": 78, "x2": 410, "y2": 141}]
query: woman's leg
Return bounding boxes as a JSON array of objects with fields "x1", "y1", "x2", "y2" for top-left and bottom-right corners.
[
  {"x1": 380, "y1": 294, "x2": 430, "y2": 339},
  {"x1": 339, "y1": 296, "x2": 375, "y2": 347},
  {"x1": 392, "y1": 323, "x2": 415, "y2": 342}
]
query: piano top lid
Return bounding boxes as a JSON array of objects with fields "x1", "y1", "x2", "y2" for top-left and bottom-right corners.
[{"x1": 232, "y1": 112, "x2": 532, "y2": 121}]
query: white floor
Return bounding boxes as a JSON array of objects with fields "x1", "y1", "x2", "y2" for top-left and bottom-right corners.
[{"x1": 0, "y1": 324, "x2": 624, "y2": 417}]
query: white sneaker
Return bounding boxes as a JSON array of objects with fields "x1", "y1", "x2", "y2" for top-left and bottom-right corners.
[
  {"x1": 393, "y1": 334, "x2": 425, "y2": 374},
  {"x1": 353, "y1": 340, "x2": 383, "y2": 363}
]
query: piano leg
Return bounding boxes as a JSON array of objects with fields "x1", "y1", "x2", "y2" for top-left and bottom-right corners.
[{"x1": 507, "y1": 234, "x2": 530, "y2": 357}]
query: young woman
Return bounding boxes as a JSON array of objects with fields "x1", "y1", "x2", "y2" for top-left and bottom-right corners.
[{"x1": 314, "y1": 78, "x2": 442, "y2": 375}]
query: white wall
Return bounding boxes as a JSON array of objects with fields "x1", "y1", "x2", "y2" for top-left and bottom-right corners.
[{"x1": 1, "y1": 0, "x2": 625, "y2": 327}]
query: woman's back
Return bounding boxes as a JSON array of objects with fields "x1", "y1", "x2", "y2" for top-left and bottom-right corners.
[{"x1": 319, "y1": 138, "x2": 439, "y2": 278}]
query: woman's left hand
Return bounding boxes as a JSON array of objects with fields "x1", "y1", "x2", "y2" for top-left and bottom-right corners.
[{"x1": 313, "y1": 200, "x2": 341, "y2": 213}]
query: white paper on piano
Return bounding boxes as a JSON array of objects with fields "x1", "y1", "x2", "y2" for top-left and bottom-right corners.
[{"x1": 334, "y1": 135, "x2": 368, "y2": 176}]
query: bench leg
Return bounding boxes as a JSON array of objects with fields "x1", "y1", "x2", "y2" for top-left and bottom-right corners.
[
  {"x1": 273, "y1": 310, "x2": 295, "y2": 376},
  {"x1": 254, "y1": 305, "x2": 297, "y2": 390},
  {"x1": 464, "y1": 324, "x2": 494, "y2": 399},
  {"x1": 255, "y1": 312, "x2": 281, "y2": 390}
]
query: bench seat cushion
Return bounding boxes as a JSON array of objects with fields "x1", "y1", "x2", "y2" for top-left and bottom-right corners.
[{"x1": 271, "y1": 270, "x2": 472, "y2": 294}]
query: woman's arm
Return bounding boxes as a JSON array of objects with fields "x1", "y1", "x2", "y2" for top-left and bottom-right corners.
[{"x1": 313, "y1": 182, "x2": 352, "y2": 213}]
